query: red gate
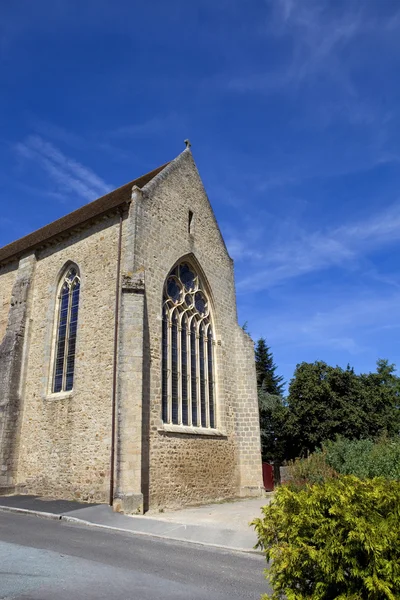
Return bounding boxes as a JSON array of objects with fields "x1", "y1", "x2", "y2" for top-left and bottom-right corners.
[{"x1": 262, "y1": 462, "x2": 274, "y2": 491}]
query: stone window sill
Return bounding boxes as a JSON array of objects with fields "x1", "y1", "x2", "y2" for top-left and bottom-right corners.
[
  {"x1": 158, "y1": 424, "x2": 226, "y2": 437},
  {"x1": 44, "y1": 391, "x2": 75, "y2": 401}
]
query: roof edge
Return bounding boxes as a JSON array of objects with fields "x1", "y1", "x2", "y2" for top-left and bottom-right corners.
[
  {"x1": 0, "y1": 161, "x2": 170, "y2": 267},
  {"x1": 141, "y1": 148, "x2": 192, "y2": 196}
]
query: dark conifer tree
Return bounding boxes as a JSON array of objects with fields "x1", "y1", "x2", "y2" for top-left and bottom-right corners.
[{"x1": 255, "y1": 338, "x2": 285, "y2": 396}]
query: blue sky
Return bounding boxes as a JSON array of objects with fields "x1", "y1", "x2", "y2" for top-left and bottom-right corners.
[{"x1": 2, "y1": 0, "x2": 400, "y2": 390}]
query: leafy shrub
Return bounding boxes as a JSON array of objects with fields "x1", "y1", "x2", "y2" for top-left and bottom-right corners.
[
  {"x1": 253, "y1": 476, "x2": 400, "y2": 599},
  {"x1": 324, "y1": 436, "x2": 400, "y2": 481},
  {"x1": 284, "y1": 451, "x2": 338, "y2": 489},
  {"x1": 285, "y1": 437, "x2": 400, "y2": 487}
]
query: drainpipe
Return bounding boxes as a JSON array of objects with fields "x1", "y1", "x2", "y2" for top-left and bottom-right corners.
[{"x1": 109, "y1": 208, "x2": 124, "y2": 507}]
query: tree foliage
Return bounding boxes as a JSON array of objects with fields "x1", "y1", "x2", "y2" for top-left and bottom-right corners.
[
  {"x1": 284, "y1": 359, "x2": 400, "y2": 459},
  {"x1": 258, "y1": 391, "x2": 288, "y2": 464},
  {"x1": 253, "y1": 476, "x2": 400, "y2": 600},
  {"x1": 255, "y1": 338, "x2": 286, "y2": 464},
  {"x1": 255, "y1": 338, "x2": 285, "y2": 396},
  {"x1": 253, "y1": 339, "x2": 400, "y2": 464},
  {"x1": 285, "y1": 436, "x2": 400, "y2": 488},
  {"x1": 323, "y1": 436, "x2": 400, "y2": 481}
]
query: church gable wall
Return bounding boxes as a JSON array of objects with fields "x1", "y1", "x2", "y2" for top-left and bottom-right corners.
[
  {"x1": 0, "y1": 264, "x2": 18, "y2": 343},
  {"x1": 133, "y1": 151, "x2": 262, "y2": 509},
  {"x1": 1, "y1": 150, "x2": 261, "y2": 510},
  {"x1": 16, "y1": 217, "x2": 122, "y2": 502}
]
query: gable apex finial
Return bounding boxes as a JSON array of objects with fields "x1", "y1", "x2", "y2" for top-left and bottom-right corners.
[{"x1": 184, "y1": 139, "x2": 191, "y2": 149}]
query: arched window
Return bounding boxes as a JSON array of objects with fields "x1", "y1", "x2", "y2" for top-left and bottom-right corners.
[
  {"x1": 162, "y1": 262, "x2": 216, "y2": 428},
  {"x1": 52, "y1": 265, "x2": 80, "y2": 393}
]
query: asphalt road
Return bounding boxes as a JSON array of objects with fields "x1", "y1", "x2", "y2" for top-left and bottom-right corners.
[{"x1": 0, "y1": 511, "x2": 270, "y2": 599}]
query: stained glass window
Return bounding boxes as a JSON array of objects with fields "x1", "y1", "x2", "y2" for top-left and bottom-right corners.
[
  {"x1": 53, "y1": 265, "x2": 80, "y2": 393},
  {"x1": 161, "y1": 261, "x2": 216, "y2": 429}
]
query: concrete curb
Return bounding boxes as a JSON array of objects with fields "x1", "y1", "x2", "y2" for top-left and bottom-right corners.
[
  {"x1": 0, "y1": 505, "x2": 262, "y2": 555},
  {"x1": 0, "y1": 505, "x2": 62, "y2": 521}
]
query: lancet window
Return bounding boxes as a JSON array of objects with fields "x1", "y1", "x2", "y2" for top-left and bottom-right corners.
[{"x1": 53, "y1": 265, "x2": 80, "y2": 393}]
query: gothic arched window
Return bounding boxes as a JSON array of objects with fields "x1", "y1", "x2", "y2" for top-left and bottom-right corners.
[
  {"x1": 162, "y1": 262, "x2": 216, "y2": 428},
  {"x1": 53, "y1": 265, "x2": 81, "y2": 393}
]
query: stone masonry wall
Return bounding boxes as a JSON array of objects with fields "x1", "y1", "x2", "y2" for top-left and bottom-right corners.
[
  {"x1": 234, "y1": 327, "x2": 263, "y2": 494},
  {"x1": 0, "y1": 264, "x2": 17, "y2": 343},
  {"x1": 16, "y1": 217, "x2": 121, "y2": 502},
  {"x1": 0, "y1": 255, "x2": 35, "y2": 492},
  {"x1": 131, "y1": 150, "x2": 263, "y2": 509}
]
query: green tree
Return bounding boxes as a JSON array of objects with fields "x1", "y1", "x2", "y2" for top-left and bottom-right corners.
[
  {"x1": 255, "y1": 339, "x2": 286, "y2": 468},
  {"x1": 285, "y1": 359, "x2": 400, "y2": 459},
  {"x1": 258, "y1": 390, "x2": 288, "y2": 465},
  {"x1": 358, "y1": 359, "x2": 400, "y2": 439},
  {"x1": 255, "y1": 338, "x2": 285, "y2": 396}
]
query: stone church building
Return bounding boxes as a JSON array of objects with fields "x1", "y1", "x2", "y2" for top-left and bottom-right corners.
[{"x1": 0, "y1": 145, "x2": 262, "y2": 514}]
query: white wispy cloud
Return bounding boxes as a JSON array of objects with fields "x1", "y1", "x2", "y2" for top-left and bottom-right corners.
[
  {"x1": 253, "y1": 287, "x2": 400, "y2": 358},
  {"x1": 233, "y1": 202, "x2": 400, "y2": 291},
  {"x1": 30, "y1": 118, "x2": 136, "y2": 162},
  {"x1": 225, "y1": 0, "x2": 400, "y2": 149},
  {"x1": 256, "y1": 149, "x2": 399, "y2": 193},
  {"x1": 227, "y1": 0, "x2": 367, "y2": 94},
  {"x1": 15, "y1": 135, "x2": 112, "y2": 201},
  {"x1": 271, "y1": 0, "x2": 364, "y2": 77}
]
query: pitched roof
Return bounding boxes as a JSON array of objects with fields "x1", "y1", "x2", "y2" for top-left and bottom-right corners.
[{"x1": 0, "y1": 161, "x2": 169, "y2": 266}]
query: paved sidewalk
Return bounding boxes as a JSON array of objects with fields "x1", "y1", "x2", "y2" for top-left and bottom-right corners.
[{"x1": 0, "y1": 494, "x2": 272, "y2": 552}]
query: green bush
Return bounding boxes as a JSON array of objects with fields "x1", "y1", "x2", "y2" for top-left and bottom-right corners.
[
  {"x1": 324, "y1": 437, "x2": 400, "y2": 481},
  {"x1": 285, "y1": 437, "x2": 400, "y2": 487},
  {"x1": 253, "y1": 476, "x2": 400, "y2": 599},
  {"x1": 284, "y1": 451, "x2": 338, "y2": 489}
]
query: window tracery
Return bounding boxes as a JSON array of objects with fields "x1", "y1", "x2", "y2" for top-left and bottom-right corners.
[{"x1": 162, "y1": 262, "x2": 216, "y2": 428}]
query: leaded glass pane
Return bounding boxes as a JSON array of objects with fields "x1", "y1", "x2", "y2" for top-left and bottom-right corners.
[
  {"x1": 171, "y1": 312, "x2": 179, "y2": 424},
  {"x1": 199, "y1": 325, "x2": 206, "y2": 427},
  {"x1": 53, "y1": 285, "x2": 70, "y2": 393},
  {"x1": 190, "y1": 321, "x2": 198, "y2": 426},
  {"x1": 67, "y1": 268, "x2": 77, "y2": 282},
  {"x1": 161, "y1": 307, "x2": 168, "y2": 423},
  {"x1": 181, "y1": 318, "x2": 188, "y2": 426},
  {"x1": 184, "y1": 294, "x2": 192, "y2": 308},
  {"x1": 65, "y1": 283, "x2": 80, "y2": 392},
  {"x1": 194, "y1": 291, "x2": 207, "y2": 315},
  {"x1": 180, "y1": 264, "x2": 195, "y2": 291},
  {"x1": 167, "y1": 277, "x2": 181, "y2": 303},
  {"x1": 208, "y1": 329, "x2": 215, "y2": 429}
]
